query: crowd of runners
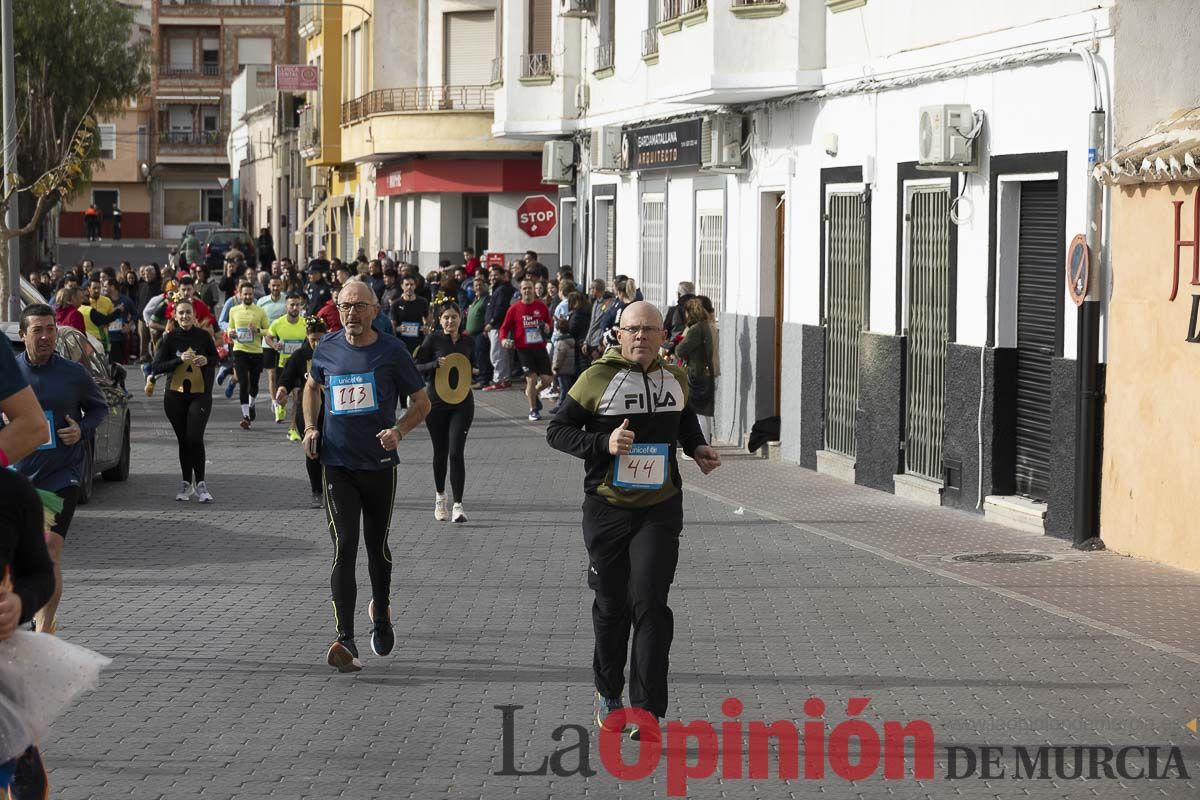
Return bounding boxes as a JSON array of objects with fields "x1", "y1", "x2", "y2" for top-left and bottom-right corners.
[{"x1": 1, "y1": 244, "x2": 725, "y2": 753}]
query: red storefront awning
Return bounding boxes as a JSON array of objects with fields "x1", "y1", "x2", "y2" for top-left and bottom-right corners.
[{"x1": 376, "y1": 158, "x2": 559, "y2": 197}]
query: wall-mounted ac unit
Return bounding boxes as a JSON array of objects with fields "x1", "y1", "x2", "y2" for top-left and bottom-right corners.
[
  {"x1": 590, "y1": 126, "x2": 622, "y2": 172},
  {"x1": 542, "y1": 140, "x2": 575, "y2": 184},
  {"x1": 701, "y1": 113, "x2": 745, "y2": 170},
  {"x1": 560, "y1": 0, "x2": 595, "y2": 19},
  {"x1": 312, "y1": 168, "x2": 329, "y2": 191},
  {"x1": 918, "y1": 104, "x2": 977, "y2": 166}
]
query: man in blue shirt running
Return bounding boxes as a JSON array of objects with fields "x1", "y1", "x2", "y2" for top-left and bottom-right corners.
[
  {"x1": 302, "y1": 279, "x2": 430, "y2": 672},
  {"x1": 9, "y1": 304, "x2": 108, "y2": 634}
]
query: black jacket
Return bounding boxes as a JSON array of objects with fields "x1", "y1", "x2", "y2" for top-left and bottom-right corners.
[{"x1": 484, "y1": 282, "x2": 516, "y2": 328}]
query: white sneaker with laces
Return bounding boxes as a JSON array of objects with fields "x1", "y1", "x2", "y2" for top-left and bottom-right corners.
[
  {"x1": 434, "y1": 493, "x2": 448, "y2": 521},
  {"x1": 195, "y1": 481, "x2": 214, "y2": 503},
  {"x1": 175, "y1": 481, "x2": 194, "y2": 501},
  {"x1": 452, "y1": 502, "x2": 467, "y2": 523}
]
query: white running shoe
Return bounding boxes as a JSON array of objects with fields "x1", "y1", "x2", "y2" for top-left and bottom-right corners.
[
  {"x1": 434, "y1": 493, "x2": 448, "y2": 521},
  {"x1": 195, "y1": 481, "x2": 214, "y2": 503},
  {"x1": 175, "y1": 481, "x2": 194, "y2": 501},
  {"x1": 452, "y1": 502, "x2": 467, "y2": 523}
]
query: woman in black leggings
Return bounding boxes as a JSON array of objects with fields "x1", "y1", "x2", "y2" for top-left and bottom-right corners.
[
  {"x1": 277, "y1": 316, "x2": 328, "y2": 508},
  {"x1": 151, "y1": 299, "x2": 218, "y2": 503},
  {"x1": 414, "y1": 303, "x2": 474, "y2": 523}
]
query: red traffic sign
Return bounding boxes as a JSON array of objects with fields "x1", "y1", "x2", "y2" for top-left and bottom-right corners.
[
  {"x1": 1066, "y1": 234, "x2": 1089, "y2": 306},
  {"x1": 517, "y1": 195, "x2": 557, "y2": 238}
]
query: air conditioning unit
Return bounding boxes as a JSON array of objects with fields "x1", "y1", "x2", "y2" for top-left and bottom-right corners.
[
  {"x1": 918, "y1": 104, "x2": 977, "y2": 166},
  {"x1": 560, "y1": 0, "x2": 595, "y2": 19},
  {"x1": 312, "y1": 168, "x2": 329, "y2": 190},
  {"x1": 542, "y1": 140, "x2": 574, "y2": 184},
  {"x1": 590, "y1": 126, "x2": 622, "y2": 172},
  {"x1": 701, "y1": 113, "x2": 745, "y2": 170}
]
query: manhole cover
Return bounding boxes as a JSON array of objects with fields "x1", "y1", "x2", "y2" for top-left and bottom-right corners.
[{"x1": 950, "y1": 552, "x2": 1054, "y2": 564}]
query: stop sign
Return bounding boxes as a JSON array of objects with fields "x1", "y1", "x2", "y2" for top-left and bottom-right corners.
[{"x1": 517, "y1": 195, "x2": 557, "y2": 238}]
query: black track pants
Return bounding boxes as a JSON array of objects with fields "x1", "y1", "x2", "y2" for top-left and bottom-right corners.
[
  {"x1": 424, "y1": 403, "x2": 473, "y2": 502},
  {"x1": 581, "y1": 491, "x2": 683, "y2": 718},
  {"x1": 163, "y1": 392, "x2": 211, "y2": 483},
  {"x1": 232, "y1": 351, "x2": 263, "y2": 405},
  {"x1": 323, "y1": 464, "x2": 396, "y2": 638}
]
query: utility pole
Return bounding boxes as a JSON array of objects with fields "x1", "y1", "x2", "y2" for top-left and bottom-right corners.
[{"x1": 2, "y1": 0, "x2": 18, "y2": 321}]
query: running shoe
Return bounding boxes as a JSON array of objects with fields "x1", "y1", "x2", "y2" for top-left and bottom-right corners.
[
  {"x1": 452, "y1": 502, "x2": 467, "y2": 523},
  {"x1": 434, "y1": 493, "x2": 448, "y2": 522},
  {"x1": 595, "y1": 693, "x2": 627, "y2": 732},
  {"x1": 274, "y1": 405, "x2": 286, "y2": 423},
  {"x1": 195, "y1": 482, "x2": 213, "y2": 503},
  {"x1": 248, "y1": 405, "x2": 256, "y2": 422},
  {"x1": 216, "y1": 365, "x2": 229, "y2": 385},
  {"x1": 310, "y1": 492, "x2": 323, "y2": 509},
  {"x1": 326, "y1": 635, "x2": 362, "y2": 673},
  {"x1": 539, "y1": 386, "x2": 557, "y2": 400},
  {"x1": 175, "y1": 481, "x2": 194, "y2": 502},
  {"x1": 287, "y1": 427, "x2": 302, "y2": 442},
  {"x1": 240, "y1": 415, "x2": 251, "y2": 430},
  {"x1": 629, "y1": 718, "x2": 662, "y2": 742},
  {"x1": 481, "y1": 382, "x2": 504, "y2": 392},
  {"x1": 368, "y1": 600, "x2": 395, "y2": 657},
  {"x1": 528, "y1": 409, "x2": 541, "y2": 422},
  {"x1": 224, "y1": 381, "x2": 236, "y2": 400}
]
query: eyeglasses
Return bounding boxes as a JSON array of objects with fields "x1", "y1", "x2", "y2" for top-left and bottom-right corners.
[
  {"x1": 336, "y1": 302, "x2": 374, "y2": 314},
  {"x1": 618, "y1": 325, "x2": 663, "y2": 337}
]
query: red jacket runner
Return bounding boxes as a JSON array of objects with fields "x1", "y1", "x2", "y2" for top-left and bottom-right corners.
[{"x1": 499, "y1": 300, "x2": 550, "y2": 349}]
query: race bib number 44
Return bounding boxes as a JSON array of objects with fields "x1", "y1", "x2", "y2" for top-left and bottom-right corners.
[
  {"x1": 329, "y1": 373, "x2": 379, "y2": 415},
  {"x1": 612, "y1": 443, "x2": 668, "y2": 490}
]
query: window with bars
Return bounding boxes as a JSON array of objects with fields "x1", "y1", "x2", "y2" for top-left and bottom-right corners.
[
  {"x1": 640, "y1": 193, "x2": 666, "y2": 310},
  {"x1": 98, "y1": 124, "x2": 116, "y2": 160},
  {"x1": 696, "y1": 208, "x2": 725, "y2": 316}
]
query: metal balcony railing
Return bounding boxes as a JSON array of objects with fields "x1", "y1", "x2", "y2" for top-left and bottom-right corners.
[
  {"x1": 163, "y1": 1, "x2": 285, "y2": 7},
  {"x1": 660, "y1": 0, "x2": 682, "y2": 20},
  {"x1": 157, "y1": 130, "x2": 227, "y2": 147},
  {"x1": 642, "y1": 27, "x2": 659, "y2": 57},
  {"x1": 340, "y1": 86, "x2": 495, "y2": 124},
  {"x1": 684, "y1": 0, "x2": 708, "y2": 12},
  {"x1": 159, "y1": 62, "x2": 220, "y2": 77},
  {"x1": 299, "y1": 105, "x2": 320, "y2": 151},
  {"x1": 594, "y1": 42, "x2": 614, "y2": 72},
  {"x1": 732, "y1": 0, "x2": 781, "y2": 5},
  {"x1": 490, "y1": 56, "x2": 503, "y2": 85},
  {"x1": 521, "y1": 53, "x2": 553, "y2": 80}
]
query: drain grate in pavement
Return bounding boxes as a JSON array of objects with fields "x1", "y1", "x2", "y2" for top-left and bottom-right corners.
[{"x1": 950, "y1": 552, "x2": 1055, "y2": 564}]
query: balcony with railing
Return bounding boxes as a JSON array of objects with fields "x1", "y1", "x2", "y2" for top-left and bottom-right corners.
[
  {"x1": 157, "y1": 129, "x2": 227, "y2": 147},
  {"x1": 158, "y1": 62, "x2": 221, "y2": 79},
  {"x1": 163, "y1": 1, "x2": 285, "y2": 6},
  {"x1": 594, "y1": 42, "x2": 615, "y2": 75},
  {"x1": 520, "y1": 53, "x2": 553, "y2": 83},
  {"x1": 298, "y1": 104, "x2": 320, "y2": 155},
  {"x1": 731, "y1": 0, "x2": 786, "y2": 14},
  {"x1": 659, "y1": 0, "x2": 707, "y2": 31},
  {"x1": 298, "y1": 1, "x2": 321, "y2": 36},
  {"x1": 642, "y1": 27, "x2": 659, "y2": 60},
  {"x1": 340, "y1": 86, "x2": 494, "y2": 125}
]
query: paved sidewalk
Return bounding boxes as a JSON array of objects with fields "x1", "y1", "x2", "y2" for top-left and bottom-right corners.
[{"x1": 43, "y1": 384, "x2": 1200, "y2": 799}]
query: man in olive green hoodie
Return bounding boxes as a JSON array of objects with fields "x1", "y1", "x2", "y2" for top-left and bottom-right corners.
[{"x1": 547, "y1": 301, "x2": 721, "y2": 740}]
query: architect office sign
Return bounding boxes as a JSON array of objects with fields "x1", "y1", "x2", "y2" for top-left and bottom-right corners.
[{"x1": 622, "y1": 119, "x2": 702, "y2": 171}]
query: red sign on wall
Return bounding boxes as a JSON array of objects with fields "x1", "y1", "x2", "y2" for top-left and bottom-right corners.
[{"x1": 517, "y1": 195, "x2": 557, "y2": 238}]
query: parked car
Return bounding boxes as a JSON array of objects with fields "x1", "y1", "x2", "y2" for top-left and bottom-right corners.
[
  {"x1": 3, "y1": 323, "x2": 132, "y2": 504},
  {"x1": 203, "y1": 228, "x2": 257, "y2": 270},
  {"x1": 181, "y1": 221, "x2": 220, "y2": 247}
]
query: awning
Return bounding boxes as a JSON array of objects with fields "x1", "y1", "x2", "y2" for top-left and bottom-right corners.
[{"x1": 1094, "y1": 107, "x2": 1200, "y2": 185}]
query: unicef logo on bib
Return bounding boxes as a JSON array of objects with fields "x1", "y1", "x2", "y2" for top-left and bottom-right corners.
[{"x1": 329, "y1": 373, "x2": 379, "y2": 415}]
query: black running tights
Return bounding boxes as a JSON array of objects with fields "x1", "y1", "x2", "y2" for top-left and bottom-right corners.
[
  {"x1": 163, "y1": 392, "x2": 211, "y2": 483},
  {"x1": 324, "y1": 464, "x2": 396, "y2": 638},
  {"x1": 424, "y1": 403, "x2": 473, "y2": 502}
]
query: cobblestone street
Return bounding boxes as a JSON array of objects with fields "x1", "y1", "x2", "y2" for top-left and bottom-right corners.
[{"x1": 43, "y1": 388, "x2": 1200, "y2": 799}]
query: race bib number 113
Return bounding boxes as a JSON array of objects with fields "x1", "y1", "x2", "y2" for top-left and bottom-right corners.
[{"x1": 329, "y1": 373, "x2": 379, "y2": 415}]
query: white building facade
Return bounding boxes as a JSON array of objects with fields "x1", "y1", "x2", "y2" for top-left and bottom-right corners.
[{"x1": 494, "y1": 0, "x2": 1127, "y2": 540}]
